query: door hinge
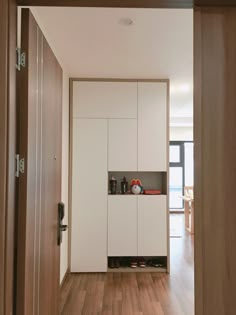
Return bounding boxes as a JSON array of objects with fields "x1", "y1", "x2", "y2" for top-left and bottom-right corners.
[
  {"x1": 15, "y1": 154, "x2": 25, "y2": 178},
  {"x1": 16, "y1": 48, "x2": 26, "y2": 71}
]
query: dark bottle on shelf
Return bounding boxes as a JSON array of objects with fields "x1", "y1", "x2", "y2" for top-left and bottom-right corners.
[
  {"x1": 120, "y1": 176, "x2": 128, "y2": 194},
  {"x1": 110, "y1": 176, "x2": 117, "y2": 194}
]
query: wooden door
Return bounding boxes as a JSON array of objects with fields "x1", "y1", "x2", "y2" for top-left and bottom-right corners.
[
  {"x1": 194, "y1": 7, "x2": 236, "y2": 315},
  {"x1": 17, "y1": 9, "x2": 62, "y2": 315}
]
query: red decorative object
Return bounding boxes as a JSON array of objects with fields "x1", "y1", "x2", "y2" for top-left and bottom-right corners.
[
  {"x1": 143, "y1": 189, "x2": 162, "y2": 195},
  {"x1": 130, "y1": 179, "x2": 143, "y2": 194}
]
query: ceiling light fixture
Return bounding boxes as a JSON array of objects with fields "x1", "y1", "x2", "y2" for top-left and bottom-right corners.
[{"x1": 119, "y1": 17, "x2": 134, "y2": 26}]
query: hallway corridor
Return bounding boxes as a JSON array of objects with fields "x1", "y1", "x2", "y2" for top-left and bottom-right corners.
[{"x1": 60, "y1": 214, "x2": 194, "y2": 315}]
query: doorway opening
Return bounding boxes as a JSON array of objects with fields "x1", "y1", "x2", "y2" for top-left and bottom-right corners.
[{"x1": 17, "y1": 6, "x2": 194, "y2": 315}]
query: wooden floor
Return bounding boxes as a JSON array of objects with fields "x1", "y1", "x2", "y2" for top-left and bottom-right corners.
[{"x1": 60, "y1": 214, "x2": 194, "y2": 315}]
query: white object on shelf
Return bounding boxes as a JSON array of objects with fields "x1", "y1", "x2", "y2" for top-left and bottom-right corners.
[
  {"x1": 138, "y1": 82, "x2": 167, "y2": 171},
  {"x1": 138, "y1": 195, "x2": 167, "y2": 256},
  {"x1": 73, "y1": 81, "x2": 137, "y2": 119},
  {"x1": 71, "y1": 119, "x2": 107, "y2": 272},
  {"x1": 108, "y1": 119, "x2": 137, "y2": 171},
  {"x1": 108, "y1": 195, "x2": 137, "y2": 256}
]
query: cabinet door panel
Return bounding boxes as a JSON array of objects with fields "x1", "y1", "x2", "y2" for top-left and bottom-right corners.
[
  {"x1": 138, "y1": 82, "x2": 167, "y2": 171},
  {"x1": 108, "y1": 119, "x2": 137, "y2": 171},
  {"x1": 73, "y1": 81, "x2": 137, "y2": 119},
  {"x1": 108, "y1": 196, "x2": 137, "y2": 256},
  {"x1": 138, "y1": 196, "x2": 167, "y2": 256},
  {"x1": 71, "y1": 119, "x2": 107, "y2": 272}
]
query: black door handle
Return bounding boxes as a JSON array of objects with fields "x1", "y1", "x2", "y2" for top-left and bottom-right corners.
[
  {"x1": 60, "y1": 224, "x2": 68, "y2": 232},
  {"x1": 58, "y1": 202, "x2": 68, "y2": 245}
]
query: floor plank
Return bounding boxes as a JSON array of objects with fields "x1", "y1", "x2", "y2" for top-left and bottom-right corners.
[{"x1": 60, "y1": 214, "x2": 194, "y2": 315}]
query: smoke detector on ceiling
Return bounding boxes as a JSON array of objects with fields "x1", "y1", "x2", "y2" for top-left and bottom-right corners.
[{"x1": 119, "y1": 18, "x2": 134, "y2": 26}]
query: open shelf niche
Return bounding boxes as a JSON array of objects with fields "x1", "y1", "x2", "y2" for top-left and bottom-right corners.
[{"x1": 108, "y1": 171, "x2": 167, "y2": 195}]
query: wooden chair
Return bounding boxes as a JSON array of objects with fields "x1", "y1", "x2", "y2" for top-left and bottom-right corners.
[{"x1": 182, "y1": 186, "x2": 194, "y2": 234}]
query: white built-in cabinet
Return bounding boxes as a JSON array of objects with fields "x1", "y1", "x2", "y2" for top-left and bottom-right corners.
[
  {"x1": 108, "y1": 119, "x2": 137, "y2": 171},
  {"x1": 108, "y1": 195, "x2": 167, "y2": 257},
  {"x1": 71, "y1": 119, "x2": 107, "y2": 272},
  {"x1": 73, "y1": 81, "x2": 137, "y2": 119},
  {"x1": 71, "y1": 80, "x2": 169, "y2": 273},
  {"x1": 138, "y1": 195, "x2": 167, "y2": 256},
  {"x1": 138, "y1": 82, "x2": 167, "y2": 171},
  {"x1": 108, "y1": 196, "x2": 137, "y2": 256}
]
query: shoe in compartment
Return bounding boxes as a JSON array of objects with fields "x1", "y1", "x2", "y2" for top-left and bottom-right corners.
[
  {"x1": 138, "y1": 258, "x2": 146, "y2": 268},
  {"x1": 130, "y1": 258, "x2": 138, "y2": 268},
  {"x1": 114, "y1": 258, "x2": 120, "y2": 268},
  {"x1": 109, "y1": 258, "x2": 115, "y2": 269}
]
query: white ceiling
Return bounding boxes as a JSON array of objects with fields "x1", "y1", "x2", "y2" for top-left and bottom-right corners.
[{"x1": 30, "y1": 7, "x2": 193, "y2": 122}]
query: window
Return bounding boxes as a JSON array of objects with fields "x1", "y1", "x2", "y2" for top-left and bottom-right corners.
[{"x1": 169, "y1": 141, "x2": 194, "y2": 210}]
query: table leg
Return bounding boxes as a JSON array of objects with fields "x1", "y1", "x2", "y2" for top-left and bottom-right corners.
[
  {"x1": 190, "y1": 201, "x2": 194, "y2": 234},
  {"x1": 184, "y1": 200, "x2": 190, "y2": 229}
]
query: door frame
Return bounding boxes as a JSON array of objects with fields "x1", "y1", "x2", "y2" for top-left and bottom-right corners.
[
  {"x1": 2, "y1": 1, "x2": 236, "y2": 315},
  {"x1": 0, "y1": 0, "x2": 17, "y2": 314}
]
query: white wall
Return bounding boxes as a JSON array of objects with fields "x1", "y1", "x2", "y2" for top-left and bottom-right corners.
[{"x1": 170, "y1": 127, "x2": 193, "y2": 141}]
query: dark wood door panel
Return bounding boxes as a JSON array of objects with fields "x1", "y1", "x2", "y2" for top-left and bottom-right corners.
[
  {"x1": 194, "y1": 7, "x2": 236, "y2": 315},
  {"x1": 17, "y1": 10, "x2": 39, "y2": 314},
  {"x1": 39, "y1": 33, "x2": 62, "y2": 315},
  {"x1": 5, "y1": 0, "x2": 17, "y2": 314},
  {"x1": 0, "y1": 0, "x2": 8, "y2": 313},
  {"x1": 17, "y1": 9, "x2": 62, "y2": 315}
]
